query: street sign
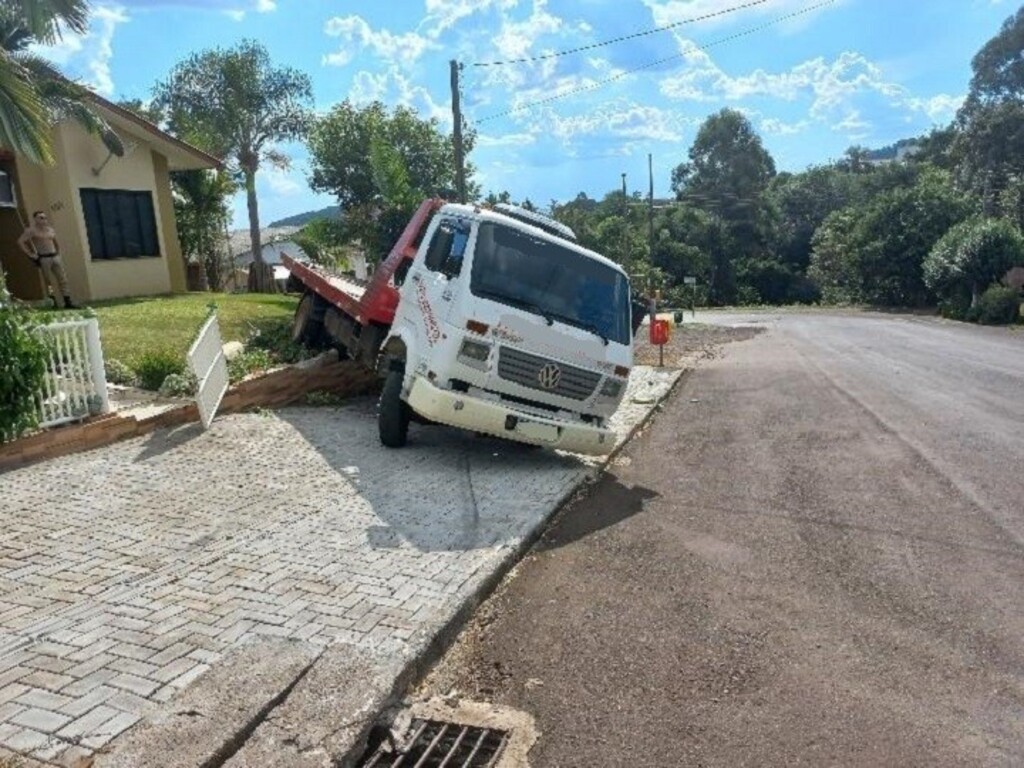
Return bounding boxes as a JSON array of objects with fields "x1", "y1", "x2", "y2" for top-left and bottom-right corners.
[{"x1": 683, "y1": 276, "x2": 697, "y2": 286}]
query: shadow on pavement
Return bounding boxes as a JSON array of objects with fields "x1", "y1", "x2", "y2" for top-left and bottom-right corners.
[
  {"x1": 133, "y1": 422, "x2": 205, "y2": 463},
  {"x1": 536, "y1": 473, "x2": 659, "y2": 552},
  {"x1": 277, "y1": 404, "x2": 587, "y2": 554}
]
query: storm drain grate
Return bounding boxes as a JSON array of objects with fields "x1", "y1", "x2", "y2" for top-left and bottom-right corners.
[{"x1": 360, "y1": 718, "x2": 509, "y2": 767}]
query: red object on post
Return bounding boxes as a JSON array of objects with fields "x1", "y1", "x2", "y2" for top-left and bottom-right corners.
[{"x1": 650, "y1": 319, "x2": 670, "y2": 345}]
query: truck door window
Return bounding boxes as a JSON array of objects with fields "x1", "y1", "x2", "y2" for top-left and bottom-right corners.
[{"x1": 424, "y1": 218, "x2": 469, "y2": 278}]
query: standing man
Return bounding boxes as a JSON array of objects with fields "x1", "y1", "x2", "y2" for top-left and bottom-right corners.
[{"x1": 18, "y1": 210, "x2": 77, "y2": 309}]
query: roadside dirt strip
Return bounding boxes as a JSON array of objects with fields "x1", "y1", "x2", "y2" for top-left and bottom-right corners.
[
  {"x1": 0, "y1": 345, "x2": 721, "y2": 767},
  {"x1": 422, "y1": 311, "x2": 1024, "y2": 767}
]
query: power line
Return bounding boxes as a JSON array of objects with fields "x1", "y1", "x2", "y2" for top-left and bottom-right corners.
[
  {"x1": 472, "y1": 0, "x2": 769, "y2": 67},
  {"x1": 474, "y1": 0, "x2": 835, "y2": 124}
]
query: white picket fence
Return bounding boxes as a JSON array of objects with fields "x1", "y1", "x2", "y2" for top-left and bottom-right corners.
[{"x1": 34, "y1": 317, "x2": 110, "y2": 429}]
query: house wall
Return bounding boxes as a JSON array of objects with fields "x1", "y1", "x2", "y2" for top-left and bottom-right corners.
[
  {"x1": 152, "y1": 152, "x2": 187, "y2": 293},
  {"x1": 9, "y1": 146, "x2": 87, "y2": 301},
  {"x1": 59, "y1": 122, "x2": 174, "y2": 301},
  {"x1": 0, "y1": 157, "x2": 44, "y2": 301}
]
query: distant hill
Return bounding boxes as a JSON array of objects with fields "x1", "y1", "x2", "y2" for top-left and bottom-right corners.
[{"x1": 269, "y1": 205, "x2": 342, "y2": 228}]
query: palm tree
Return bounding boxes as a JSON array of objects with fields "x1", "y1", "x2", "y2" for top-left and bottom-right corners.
[
  {"x1": 0, "y1": 0, "x2": 122, "y2": 163},
  {"x1": 172, "y1": 168, "x2": 236, "y2": 291}
]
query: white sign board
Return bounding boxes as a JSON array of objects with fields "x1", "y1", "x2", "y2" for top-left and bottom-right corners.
[
  {"x1": 187, "y1": 313, "x2": 229, "y2": 429},
  {"x1": 683, "y1": 276, "x2": 697, "y2": 286}
]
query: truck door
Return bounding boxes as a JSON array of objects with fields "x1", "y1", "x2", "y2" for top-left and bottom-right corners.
[{"x1": 406, "y1": 216, "x2": 470, "y2": 347}]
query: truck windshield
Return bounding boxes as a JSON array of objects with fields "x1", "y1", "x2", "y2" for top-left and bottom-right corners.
[{"x1": 470, "y1": 222, "x2": 631, "y2": 345}]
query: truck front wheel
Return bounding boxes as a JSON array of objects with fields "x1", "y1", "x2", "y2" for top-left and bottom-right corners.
[{"x1": 378, "y1": 368, "x2": 410, "y2": 448}]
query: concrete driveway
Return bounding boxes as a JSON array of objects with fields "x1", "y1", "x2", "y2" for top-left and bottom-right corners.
[{"x1": 0, "y1": 368, "x2": 677, "y2": 766}]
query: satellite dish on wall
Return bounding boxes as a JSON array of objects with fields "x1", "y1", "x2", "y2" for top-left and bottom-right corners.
[{"x1": 92, "y1": 139, "x2": 139, "y2": 177}]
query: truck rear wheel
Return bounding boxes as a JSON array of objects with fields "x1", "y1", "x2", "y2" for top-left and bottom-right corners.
[
  {"x1": 292, "y1": 294, "x2": 324, "y2": 347},
  {"x1": 378, "y1": 368, "x2": 410, "y2": 448}
]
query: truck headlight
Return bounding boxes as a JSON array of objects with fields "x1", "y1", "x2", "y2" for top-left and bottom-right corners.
[
  {"x1": 600, "y1": 378, "x2": 623, "y2": 398},
  {"x1": 458, "y1": 339, "x2": 491, "y2": 363}
]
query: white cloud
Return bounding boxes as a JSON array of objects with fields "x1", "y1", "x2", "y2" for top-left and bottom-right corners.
[
  {"x1": 491, "y1": 0, "x2": 563, "y2": 62},
  {"x1": 33, "y1": 3, "x2": 129, "y2": 97},
  {"x1": 832, "y1": 110, "x2": 870, "y2": 137},
  {"x1": 422, "y1": 0, "x2": 519, "y2": 37},
  {"x1": 660, "y1": 46, "x2": 959, "y2": 139},
  {"x1": 263, "y1": 166, "x2": 303, "y2": 196},
  {"x1": 906, "y1": 93, "x2": 964, "y2": 122},
  {"x1": 643, "y1": 0, "x2": 839, "y2": 30},
  {"x1": 220, "y1": 0, "x2": 277, "y2": 22},
  {"x1": 477, "y1": 132, "x2": 536, "y2": 147},
  {"x1": 323, "y1": 15, "x2": 437, "y2": 68},
  {"x1": 760, "y1": 117, "x2": 810, "y2": 135},
  {"x1": 349, "y1": 68, "x2": 450, "y2": 126}
]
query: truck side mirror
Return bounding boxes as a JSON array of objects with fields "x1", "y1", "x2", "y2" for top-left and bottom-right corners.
[{"x1": 393, "y1": 259, "x2": 412, "y2": 287}]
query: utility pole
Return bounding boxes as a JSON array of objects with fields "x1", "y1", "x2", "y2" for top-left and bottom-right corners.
[
  {"x1": 648, "y1": 153, "x2": 655, "y2": 265},
  {"x1": 620, "y1": 173, "x2": 628, "y2": 268},
  {"x1": 450, "y1": 60, "x2": 467, "y2": 204}
]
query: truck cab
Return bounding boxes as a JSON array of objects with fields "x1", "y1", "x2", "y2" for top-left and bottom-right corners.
[{"x1": 379, "y1": 203, "x2": 633, "y2": 455}]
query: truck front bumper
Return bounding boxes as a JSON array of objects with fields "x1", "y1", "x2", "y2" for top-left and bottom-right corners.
[{"x1": 407, "y1": 377, "x2": 616, "y2": 456}]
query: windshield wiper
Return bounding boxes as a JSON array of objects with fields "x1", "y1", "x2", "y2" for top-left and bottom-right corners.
[{"x1": 476, "y1": 289, "x2": 554, "y2": 326}]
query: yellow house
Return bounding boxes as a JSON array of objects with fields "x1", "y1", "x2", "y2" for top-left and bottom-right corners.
[{"x1": 0, "y1": 94, "x2": 221, "y2": 304}]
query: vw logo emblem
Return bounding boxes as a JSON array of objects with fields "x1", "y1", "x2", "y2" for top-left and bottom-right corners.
[{"x1": 537, "y1": 363, "x2": 562, "y2": 390}]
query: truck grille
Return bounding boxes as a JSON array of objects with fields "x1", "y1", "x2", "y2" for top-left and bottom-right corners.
[{"x1": 497, "y1": 347, "x2": 601, "y2": 401}]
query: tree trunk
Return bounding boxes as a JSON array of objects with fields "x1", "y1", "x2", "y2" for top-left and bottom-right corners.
[{"x1": 244, "y1": 168, "x2": 275, "y2": 293}]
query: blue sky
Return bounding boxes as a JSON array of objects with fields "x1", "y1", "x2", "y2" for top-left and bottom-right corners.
[{"x1": 43, "y1": 0, "x2": 1019, "y2": 227}]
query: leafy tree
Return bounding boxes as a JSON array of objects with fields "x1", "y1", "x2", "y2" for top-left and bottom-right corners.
[
  {"x1": 860, "y1": 169, "x2": 976, "y2": 305},
  {"x1": 810, "y1": 168, "x2": 975, "y2": 306},
  {"x1": 671, "y1": 109, "x2": 776, "y2": 302},
  {"x1": 0, "y1": 1, "x2": 123, "y2": 163},
  {"x1": 672, "y1": 109, "x2": 776, "y2": 221},
  {"x1": 308, "y1": 101, "x2": 476, "y2": 262},
  {"x1": 767, "y1": 165, "x2": 864, "y2": 272},
  {"x1": 291, "y1": 217, "x2": 350, "y2": 270},
  {"x1": 808, "y1": 208, "x2": 864, "y2": 304},
  {"x1": 117, "y1": 97, "x2": 165, "y2": 125},
  {"x1": 154, "y1": 40, "x2": 313, "y2": 292},
  {"x1": 923, "y1": 216, "x2": 1024, "y2": 309},
  {"x1": 172, "y1": 169, "x2": 235, "y2": 291},
  {"x1": 966, "y1": 6, "x2": 1024, "y2": 103},
  {"x1": 955, "y1": 7, "x2": 1024, "y2": 214},
  {"x1": 837, "y1": 145, "x2": 873, "y2": 174}
]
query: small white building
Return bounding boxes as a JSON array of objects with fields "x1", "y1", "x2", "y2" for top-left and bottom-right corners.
[{"x1": 229, "y1": 227, "x2": 308, "y2": 291}]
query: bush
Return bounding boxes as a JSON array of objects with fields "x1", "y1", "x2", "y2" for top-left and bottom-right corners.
[
  {"x1": 938, "y1": 299, "x2": 969, "y2": 321},
  {"x1": 228, "y1": 348, "x2": 274, "y2": 383},
  {"x1": 0, "y1": 305, "x2": 48, "y2": 442},
  {"x1": 104, "y1": 358, "x2": 138, "y2": 387},
  {"x1": 245, "y1": 318, "x2": 307, "y2": 363},
  {"x1": 975, "y1": 285, "x2": 1021, "y2": 325},
  {"x1": 158, "y1": 372, "x2": 198, "y2": 398},
  {"x1": 135, "y1": 350, "x2": 186, "y2": 391},
  {"x1": 736, "y1": 285, "x2": 761, "y2": 306}
]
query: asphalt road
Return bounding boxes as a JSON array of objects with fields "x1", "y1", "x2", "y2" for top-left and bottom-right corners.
[{"x1": 421, "y1": 312, "x2": 1024, "y2": 767}]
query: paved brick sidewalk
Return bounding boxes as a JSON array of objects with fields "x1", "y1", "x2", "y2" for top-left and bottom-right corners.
[{"x1": 0, "y1": 368, "x2": 678, "y2": 766}]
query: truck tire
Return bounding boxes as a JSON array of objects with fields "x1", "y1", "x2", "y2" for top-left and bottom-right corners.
[
  {"x1": 292, "y1": 294, "x2": 324, "y2": 347},
  {"x1": 378, "y1": 368, "x2": 410, "y2": 448}
]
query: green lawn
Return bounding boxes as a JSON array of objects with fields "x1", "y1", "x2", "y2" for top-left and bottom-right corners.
[{"x1": 48, "y1": 293, "x2": 298, "y2": 365}]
